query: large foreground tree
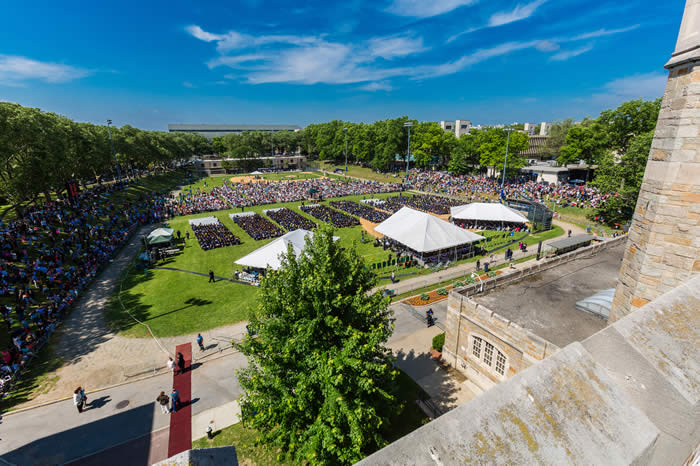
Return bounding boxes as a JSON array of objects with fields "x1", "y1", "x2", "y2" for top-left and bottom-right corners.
[{"x1": 236, "y1": 227, "x2": 399, "y2": 464}]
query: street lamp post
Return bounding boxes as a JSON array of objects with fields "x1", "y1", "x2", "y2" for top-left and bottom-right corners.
[
  {"x1": 343, "y1": 127, "x2": 348, "y2": 173},
  {"x1": 403, "y1": 122, "x2": 413, "y2": 182},
  {"x1": 500, "y1": 128, "x2": 513, "y2": 199},
  {"x1": 470, "y1": 272, "x2": 483, "y2": 293},
  {"x1": 106, "y1": 119, "x2": 121, "y2": 180}
]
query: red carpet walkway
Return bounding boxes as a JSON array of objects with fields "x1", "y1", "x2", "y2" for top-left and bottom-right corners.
[{"x1": 168, "y1": 343, "x2": 192, "y2": 457}]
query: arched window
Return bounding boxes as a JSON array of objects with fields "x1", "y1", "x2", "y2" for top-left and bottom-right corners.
[{"x1": 471, "y1": 336, "x2": 507, "y2": 377}]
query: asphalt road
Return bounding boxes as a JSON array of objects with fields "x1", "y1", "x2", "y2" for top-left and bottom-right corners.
[{"x1": 0, "y1": 353, "x2": 246, "y2": 466}]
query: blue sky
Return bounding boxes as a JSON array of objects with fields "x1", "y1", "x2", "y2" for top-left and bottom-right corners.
[{"x1": 0, "y1": 0, "x2": 683, "y2": 130}]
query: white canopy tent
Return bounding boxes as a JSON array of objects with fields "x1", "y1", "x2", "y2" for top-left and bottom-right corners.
[
  {"x1": 375, "y1": 207, "x2": 484, "y2": 254},
  {"x1": 234, "y1": 229, "x2": 332, "y2": 271},
  {"x1": 450, "y1": 203, "x2": 528, "y2": 224}
]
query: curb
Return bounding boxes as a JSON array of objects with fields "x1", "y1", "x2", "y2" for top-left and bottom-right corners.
[{"x1": 2, "y1": 346, "x2": 240, "y2": 417}]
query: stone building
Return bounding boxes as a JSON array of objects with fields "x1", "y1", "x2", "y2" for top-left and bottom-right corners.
[
  {"x1": 443, "y1": 239, "x2": 623, "y2": 393},
  {"x1": 609, "y1": 0, "x2": 700, "y2": 322}
]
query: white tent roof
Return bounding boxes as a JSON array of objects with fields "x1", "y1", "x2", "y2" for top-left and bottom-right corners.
[
  {"x1": 375, "y1": 207, "x2": 484, "y2": 253},
  {"x1": 450, "y1": 203, "x2": 528, "y2": 223},
  {"x1": 234, "y1": 229, "x2": 313, "y2": 270}
]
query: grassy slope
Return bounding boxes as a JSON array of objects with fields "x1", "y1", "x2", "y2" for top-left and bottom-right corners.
[{"x1": 0, "y1": 171, "x2": 188, "y2": 411}]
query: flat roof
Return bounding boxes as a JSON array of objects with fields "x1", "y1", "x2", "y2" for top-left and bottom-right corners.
[
  {"x1": 470, "y1": 243, "x2": 624, "y2": 347},
  {"x1": 549, "y1": 234, "x2": 596, "y2": 250}
]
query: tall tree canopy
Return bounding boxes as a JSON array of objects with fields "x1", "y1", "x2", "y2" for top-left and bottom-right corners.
[
  {"x1": 236, "y1": 227, "x2": 399, "y2": 464},
  {"x1": 0, "y1": 102, "x2": 209, "y2": 217}
]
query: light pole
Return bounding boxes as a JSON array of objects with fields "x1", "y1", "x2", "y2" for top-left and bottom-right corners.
[
  {"x1": 470, "y1": 272, "x2": 483, "y2": 293},
  {"x1": 343, "y1": 127, "x2": 348, "y2": 173},
  {"x1": 106, "y1": 119, "x2": 121, "y2": 180},
  {"x1": 403, "y1": 122, "x2": 413, "y2": 182},
  {"x1": 500, "y1": 128, "x2": 514, "y2": 199}
]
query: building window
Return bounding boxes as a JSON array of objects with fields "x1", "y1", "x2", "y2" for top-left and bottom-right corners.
[
  {"x1": 496, "y1": 351, "x2": 506, "y2": 375},
  {"x1": 483, "y1": 341, "x2": 494, "y2": 366},
  {"x1": 445, "y1": 125, "x2": 452, "y2": 130},
  {"x1": 471, "y1": 335, "x2": 507, "y2": 378},
  {"x1": 472, "y1": 337, "x2": 482, "y2": 358},
  {"x1": 461, "y1": 125, "x2": 467, "y2": 129}
]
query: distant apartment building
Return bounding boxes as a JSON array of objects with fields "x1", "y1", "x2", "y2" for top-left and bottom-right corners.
[
  {"x1": 440, "y1": 119, "x2": 471, "y2": 138},
  {"x1": 539, "y1": 121, "x2": 552, "y2": 136},
  {"x1": 523, "y1": 122, "x2": 537, "y2": 135}
]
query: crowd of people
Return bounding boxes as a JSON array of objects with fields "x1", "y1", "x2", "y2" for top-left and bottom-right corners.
[
  {"x1": 384, "y1": 194, "x2": 462, "y2": 215},
  {"x1": 300, "y1": 205, "x2": 359, "y2": 228},
  {"x1": 407, "y1": 170, "x2": 613, "y2": 209},
  {"x1": 232, "y1": 214, "x2": 284, "y2": 241},
  {"x1": 191, "y1": 222, "x2": 241, "y2": 251},
  {"x1": 265, "y1": 208, "x2": 317, "y2": 231},
  {"x1": 454, "y1": 220, "x2": 528, "y2": 232},
  {"x1": 329, "y1": 201, "x2": 390, "y2": 223},
  {"x1": 1, "y1": 177, "x2": 172, "y2": 395},
  {"x1": 165, "y1": 177, "x2": 403, "y2": 215}
]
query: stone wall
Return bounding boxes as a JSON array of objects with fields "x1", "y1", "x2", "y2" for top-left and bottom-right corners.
[
  {"x1": 610, "y1": 1, "x2": 700, "y2": 322},
  {"x1": 444, "y1": 293, "x2": 557, "y2": 392}
]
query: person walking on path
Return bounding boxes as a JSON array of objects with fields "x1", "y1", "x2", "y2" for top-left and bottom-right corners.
[
  {"x1": 197, "y1": 333, "x2": 205, "y2": 351},
  {"x1": 156, "y1": 391, "x2": 170, "y2": 414},
  {"x1": 568, "y1": 229, "x2": 572, "y2": 237},
  {"x1": 170, "y1": 388, "x2": 180, "y2": 413},
  {"x1": 208, "y1": 270, "x2": 215, "y2": 283},
  {"x1": 73, "y1": 387, "x2": 86, "y2": 413},
  {"x1": 177, "y1": 351, "x2": 185, "y2": 374},
  {"x1": 167, "y1": 356, "x2": 175, "y2": 373},
  {"x1": 391, "y1": 271, "x2": 396, "y2": 284}
]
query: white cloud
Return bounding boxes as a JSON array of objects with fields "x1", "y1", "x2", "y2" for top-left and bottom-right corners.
[
  {"x1": 368, "y1": 35, "x2": 426, "y2": 60},
  {"x1": 550, "y1": 44, "x2": 593, "y2": 61},
  {"x1": 488, "y1": 0, "x2": 547, "y2": 27},
  {"x1": 571, "y1": 25, "x2": 640, "y2": 41},
  {"x1": 359, "y1": 81, "x2": 393, "y2": 92},
  {"x1": 599, "y1": 72, "x2": 667, "y2": 100},
  {"x1": 185, "y1": 25, "x2": 223, "y2": 42},
  {"x1": 448, "y1": 0, "x2": 547, "y2": 43},
  {"x1": 0, "y1": 55, "x2": 91, "y2": 86},
  {"x1": 385, "y1": 0, "x2": 477, "y2": 18},
  {"x1": 182, "y1": 81, "x2": 197, "y2": 88}
]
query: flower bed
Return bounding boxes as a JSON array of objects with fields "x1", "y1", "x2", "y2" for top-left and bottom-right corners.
[{"x1": 402, "y1": 270, "x2": 502, "y2": 306}]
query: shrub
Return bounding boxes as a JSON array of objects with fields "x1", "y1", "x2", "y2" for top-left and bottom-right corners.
[
  {"x1": 465, "y1": 277, "x2": 476, "y2": 284},
  {"x1": 437, "y1": 288, "x2": 448, "y2": 296},
  {"x1": 420, "y1": 293, "x2": 430, "y2": 301},
  {"x1": 454, "y1": 280, "x2": 465, "y2": 288},
  {"x1": 432, "y1": 333, "x2": 445, "y2": 352},
  {"x1": 487, "y1": 271, "x2": 497, "y2": 278}
]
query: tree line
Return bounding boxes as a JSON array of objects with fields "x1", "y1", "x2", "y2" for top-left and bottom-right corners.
[{"x1": 0, "y1": 102, "x2": 210, "y2": 217}]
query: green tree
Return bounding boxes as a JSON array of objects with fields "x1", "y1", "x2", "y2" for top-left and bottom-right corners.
[
  {"x1": 598, "y1": 98, "x2": 661, "y2": 153},
  {"x1": 477, "y1": 128, "x2": 529, "y2": 175},
  {"x1": 411, "y1": 122, "x2": 456, "y2": 168},
  {"x1": 541, "y1": 118, "x2": 574, "y2": 159},
  {"x1": 236, "y1": 227, "x2": 398, "y2": 464},
  {"x1": 558, "y1": 121, "x2": 606, "y2": 167},
  {"x1": 592, "y1": 130, "x2": 654, "y2": 225}
]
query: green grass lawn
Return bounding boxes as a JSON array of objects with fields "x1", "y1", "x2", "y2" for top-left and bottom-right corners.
[
  {"x1": 107, "y1": 191, "x2": 566, "y2": 338},
  {"x1": 192, "y1": 369, "x2": 428, "y2": 463}
]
